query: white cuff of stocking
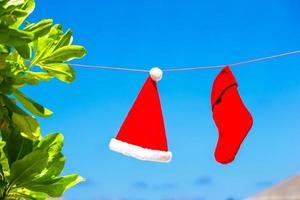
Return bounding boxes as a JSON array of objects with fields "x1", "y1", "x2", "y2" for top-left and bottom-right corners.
[{"x1": 109, "y1": 138, "x2": 172, "y2": 163}]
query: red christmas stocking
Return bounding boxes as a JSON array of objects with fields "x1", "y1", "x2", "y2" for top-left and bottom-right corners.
[{"x1": 211, "y1": 66, "x2": 253, "y2": 164}]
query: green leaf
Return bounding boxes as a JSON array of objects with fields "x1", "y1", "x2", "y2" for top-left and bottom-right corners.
[
  {"x1": 13, "y1": 74, "x2": 39, "y2": 86},
  {"x1": 0, "y1": 140, "x2": 9, "y2": 177},
  {"x1": 12, "y1": 0, "x2": 35, "y2": 28},
  {"x1": 39, "y1": 63, "x2": 75, "y2": 83},
  {"x1": 40, "y1": 153, "x2": 65, "y2": 180},
  {"x1": 0, "y1": 44, "x2": 10, "y2": 54},
  {"x1": 6, "y1": 192, "x2": 38, "y2": 200},
  {"x1": 36, "y1": 133, "x2": 63, "y2": 162},
  {"x1": 0, "y1": 27, "x2": 34, "y2": 47},
  {"x1": 31, "y1": 25, "x2": 83, "y2": 67},
  {"x1": 9, "y1": 150, "x2": 48, "y2": 187},
  {"x1": 11, "y1": 8, "x2": 28, "y2": 18},
  {"x1": 0, "y1": 94, "x2": 26, "y2": 115},
  {"x1": 13, "y1": 188, "x2": 49, "y2": 200},
  {"x1": 0, "y1": 180, "x2": 7, "y2": 198},
  {"x1": 31, "y1": 37, "x2": 56, "y2": 65},
  {"x1": 47, "y1": 24, "x2": 64, "y2": 40},
  {"x1": 28, "y1": 153, "x2": 65, "y2": 183},
  {"x1": 12, "y1": 89, "x2": 53, "y2": 117},
  {"x1": 5, "y1": 48, "x2": 26, "y2": 69},
  {"x1": 0, "y1": 44, "x2": 9, "y2": 68},
  {"x1": 44, "y1": 45, "x2": 86, "y2": 62},
  {"x1": 26, "y1": 71, "x2": 53, "y2": 81},
  {"x1": 31, "y1": 24, "x2": 64, "y2": 65},
  {"x1": 1, "y1": 127, "x2": 34, "y2": 168},
  {"x1": 24, "y1": 19, "x2": 53, "y2": 39},
  {"x1": 15, "y1": 43, "x2": 31, "y2": 59},
  {"x1": 30, "y1": 25, "x2": 64, "y2": 65},
  {"x1": 3, "y1": 0, "x2": 25, "y2": 8},
  {"x1": 54, "y1": 29, "x2": 73, "y2": 50},
  {"x1": 12, "y1": 112, "x2": 41, "y2": 140},
  {"x1": 25, "y1": 174, "x2": 84, "y2": 197},
  {"x1": 0, "y1": 13, "x2": 17, "y2": 26},
  {"x1": 25, "y1": 133, "x2": 66, "y2": 184},
  {"x1": 0, "y1": 107, "x2": 9, "y2": 132}
]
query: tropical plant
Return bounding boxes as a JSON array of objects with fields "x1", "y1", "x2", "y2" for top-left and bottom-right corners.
[{"x1": 0, "y1": 0, "x2": 86, "y2": 199}]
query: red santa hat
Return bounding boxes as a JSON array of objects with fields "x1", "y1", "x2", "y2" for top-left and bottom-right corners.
[{"x1": 109, "y1": 67, "x2": 172, "y2": 163}]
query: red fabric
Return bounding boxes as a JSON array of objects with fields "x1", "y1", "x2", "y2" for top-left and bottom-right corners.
[
  {"x1": 211, "y1": 66, "x2": 253, "y2": 164},
  {"x1": 116, "y1": 76, "x2": 168, "y2": 151}
]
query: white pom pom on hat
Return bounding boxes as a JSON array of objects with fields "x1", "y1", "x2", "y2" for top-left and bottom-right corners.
[{"x1": 149, "y1": 67, "x2": 163, "y2": 81}]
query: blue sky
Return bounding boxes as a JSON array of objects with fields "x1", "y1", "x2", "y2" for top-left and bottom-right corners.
[{"x1": 22, "y1": 0, "x2": 300, "y2": 199}]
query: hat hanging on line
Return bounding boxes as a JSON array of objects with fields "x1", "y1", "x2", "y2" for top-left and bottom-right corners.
[{"x1": 109, "y1": 67, "x2": 172, "y2": 163}]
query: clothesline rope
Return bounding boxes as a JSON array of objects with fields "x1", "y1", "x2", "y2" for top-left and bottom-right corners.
[{"x1": 68, "y1": 49, "x2": 300, "y2": 73}]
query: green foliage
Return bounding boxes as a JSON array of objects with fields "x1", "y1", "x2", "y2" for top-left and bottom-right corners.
[
  {"x1": 12, "y1": 89, "x2": 53, "y2": 117},
  {"x1": 0, "y1": 0, "x2": 86, "y2": 199}
]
